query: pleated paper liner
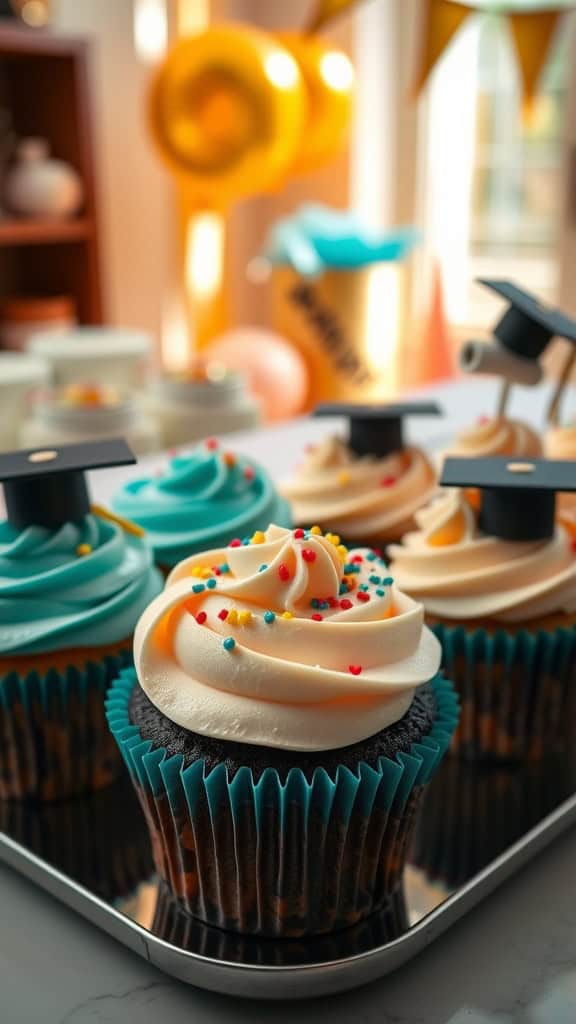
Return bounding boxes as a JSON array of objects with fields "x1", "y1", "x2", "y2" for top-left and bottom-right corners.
[
  {"x1": 106, "y1": 669, "x2": 459, "y2": 939},
  {"x1": 0, "y1": 775, "x2": 153, "y2": 903},
  {"x1": 411, "y1": 752, "x2": 575, "y2": 890},
  {"x1": 151, "y1": 881, "x2": 409, "y2": 965},
  {"x1": 432, "y1": 623, "x2": 576, "y2": 763},
  {"x1": 0, "y1": 650, "x2": 131, "y2": 801}
]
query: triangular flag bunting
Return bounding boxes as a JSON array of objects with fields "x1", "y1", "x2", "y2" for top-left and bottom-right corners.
[
  {"x1": 412, "y1": 0, "x2": 474, "y2": 98},
  {"x1": 306, "y1": 0, "x2": 366, "y2": 33},
  {"x1": 507, "y1": 10, "x2": 562, "y2": 115}
]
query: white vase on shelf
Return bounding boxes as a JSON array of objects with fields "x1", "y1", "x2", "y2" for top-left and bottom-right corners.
[{"x1": 3, "y1": 137, "x2": 84, "y2": 219}]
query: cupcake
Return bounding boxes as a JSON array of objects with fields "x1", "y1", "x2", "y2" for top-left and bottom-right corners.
[
  {"x1": 389, "y1": 455, "x2": 576, "y2": 762},
  {"x1": 112, "y1": 438, "x2": 291, "y2": 573},
  {"x1": 106, "y1": 524, "x2": 458, "y2": 938},
  {"x1": 281, "y1": 402, "x2": 440, "y2": 548},
  {"x1": 0, "y1": 439, "x2": 163, "y2": 801}
]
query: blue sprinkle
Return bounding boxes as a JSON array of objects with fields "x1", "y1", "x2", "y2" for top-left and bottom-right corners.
[
  {"x1": 264, "y1": 611, "x2": 276, "y2": 624},
  {"x1": 339, "y1": 583, "x2": 348, "y2": 595},
  {"x1": 223, "y1": 637, "x2": 236, "y2": 651},
  {"x1": 220, "y1": 563, "x2": 230, "y2": 574},
  {"x1": 359, "y1": 583, "x2": 369, "y2": 592},
  {"x1": 344, "y1": 563, "x2": 361, "y2": 574},
  {"x1": 259, "y1": 563, "x2": 268, "y2": 573},
  {"x1": 192, "y1": 583, "x2": 205, "y2": 594},
  {"x1": 366, "y1": 552, "x2": 377, "y2": 562},
  {"x1": 376, "y1": 588, "x2": 385, "y2": 597},
  {"x1": 369, "y1": 574, "x2": 381, "y2": 585},
  {"x1": 206, "y1": 578, "x2": 217, "y2": 589},
  {"x1": 320, "y1": 601, "x2": 329, "y2": 610},
  {"x1": 242, "y1": 538, "x2": 250, "y2": 546},
  {"x1": 383, "y1": 577, "x2": 394, "y2": 585},
  {"x1": 311, "y1": 598, "x2": 320, "y2": 609}
]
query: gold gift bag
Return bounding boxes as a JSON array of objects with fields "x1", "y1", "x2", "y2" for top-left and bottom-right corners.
[{"x1": 272, "y1": 261, "x2": 408, "y2": 409}]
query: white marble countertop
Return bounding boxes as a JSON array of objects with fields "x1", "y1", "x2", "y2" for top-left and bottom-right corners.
[{"x1": 2, "y1": 377, "x2": 576, "y2": 1023}]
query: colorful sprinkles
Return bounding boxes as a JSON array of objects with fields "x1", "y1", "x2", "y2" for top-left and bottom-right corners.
[
  {"x1": 76, "y1": 543, "x2": 92, "y2": 557},
  {"x1": 223, "y1": 637, "x2": 236, "y2": 651},
  {"x1": 264, "y1": 611, "x2": 276, "y2": 624}
]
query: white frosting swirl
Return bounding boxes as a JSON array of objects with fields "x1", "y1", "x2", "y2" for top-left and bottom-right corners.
[
  {"x1": 389, "y1": 491, "x2": 576, "y2": 623},
  {"x1": 441, "y1": 416, "x2": 542, "y2": 463},
  {"x1": 134, "y1": 524, "x2": 441, "y2": 751},
  {"x1": 281, "y1": 436, "x2": 436, "y2": 541}
]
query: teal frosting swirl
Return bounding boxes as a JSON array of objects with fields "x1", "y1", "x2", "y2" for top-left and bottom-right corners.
[
  {"x1": 111, "y1": 445, "x2": 292, "y2": 568},
  {"x1": 0, "y1": 513, "x2": 163, "y2": 656}
]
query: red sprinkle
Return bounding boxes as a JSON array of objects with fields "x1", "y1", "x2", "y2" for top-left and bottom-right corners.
[
  {"x1": 206, "y1": 438, "x2": 219, "y2": 450},
  {"x1": 311, "y1": 613, "x2": 323, "y2": 621},
  {"x1": 278, "y1": 563, "x2": 290, "y2": 582},
  {"x1": 302, "y1": 548, "x2": 316, "y2": 563},
  {"x1": 195, "y1": 611, "x2": 207, "y2": 625},
  {"x1": 218, "y1": 609, "x2": 229, "y2": 621},
  {"x1": 340, "y1": 598, "x2": 353, "y2": 610},
  {"x1": 357, "y1": 591, "x2": 371, "y2": 603},
  {"x1": 229, "y1": 538, "x2": 242, "y2": 548},
  {"x1": 477, "y1": 415, "x2": 490, "y2": 425},
  {"x1": 243, "y1": 466, "x2": 255, "y2": 481},
  {"x1": 328, "y1": 596, "x2": 339, "y2": 608},
  {"x1": 350, "y1": 555, "x2": 363, "y2": 564},
  {"x1": 380, "y1": 476, "x2": 397, "y2": 488},
  {"x1": 349, "y1": 665, "x2": 362, "y2": 676},
  {"x1": 372, "y1": 548, "x2": 382, "y2": 558},
  {"x1": 212, "y1": 566, "x2": 222, "y2": 576},
  {"x1": 293, "y1": 528, "x2": 305, "y2": 539}
]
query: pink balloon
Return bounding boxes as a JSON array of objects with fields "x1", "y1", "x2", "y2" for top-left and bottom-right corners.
[{"x1": 205, "y1": 327, "x2": 309, "y2": 422}]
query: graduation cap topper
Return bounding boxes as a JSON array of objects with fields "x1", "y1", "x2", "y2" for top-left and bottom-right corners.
[
  {"x1": 0, "y1": 439, "x2": 136, "y2": 529},
  {"x1": 459, "y1": 280, "x2": 576, "y2": 394},
  {"x1": 314, "y1": 401, "x2": 442, "y2": 458},
  {"x1": 441, "y1": 455, "x2": 576, "y2": 541}
]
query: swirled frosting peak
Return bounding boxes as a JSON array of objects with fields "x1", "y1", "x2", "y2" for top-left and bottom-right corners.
[
  {"x1": 134, "y1": 524, "x2": 441, "y2": 751},
  {"x1": 389, "y1": 491, "x2": 576, "y2": 623},
  {"x1": 112, "y1": 440, "x2": 291, "y2": 567},
  {"x1": 281, "y1": 436, "x2": 436, "y2": 541},
  {"x1": 442, "y1": 416, "x2": 542, "y2": 462},
  {"x1": 0, "y1": 510, "x2": 163, "y2": 656}
]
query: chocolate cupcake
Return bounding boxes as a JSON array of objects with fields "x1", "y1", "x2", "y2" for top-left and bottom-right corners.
[
  {"x1": 0, "y1": 440, "x2": 163, "y2": 801},
  {"x1": 107, "y1": 524, "x2": 458, "y2": 938},
  {"x1": 112, "y1": 438, "x2": 291, "y2": 572},
  {"x1": 389, "y1": 456, "x2": 576, "y2": 762}
]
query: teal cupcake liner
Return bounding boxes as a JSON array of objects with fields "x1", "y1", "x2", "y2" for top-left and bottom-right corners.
[
  {"x1": 0, "y1": 650, "x2": 131, "y2": 801},
  {"x1": 106, "y1": 669, "x2": 458, "y2": 938},
  {"x1": 432, "y1": 622, "x2": 576, "y2": 762},
  {"x1": 0, "y1": 776, "x2": 153, "y2": 902},
  {"x1": 411, "y1": 752, "x2": 574, "y2": 889}
]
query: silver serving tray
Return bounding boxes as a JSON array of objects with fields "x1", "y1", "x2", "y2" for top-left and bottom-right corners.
[{"x1": 1, "y1": 757, "x2": 575, "y2": 1000}]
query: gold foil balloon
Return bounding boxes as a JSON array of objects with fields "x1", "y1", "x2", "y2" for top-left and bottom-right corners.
[
  {"x1": 279, "y1": 32, "x2": 354, "y2": 176},
  {"x1": 148, "y1": 24, "x2": 307, "y2": 206}
]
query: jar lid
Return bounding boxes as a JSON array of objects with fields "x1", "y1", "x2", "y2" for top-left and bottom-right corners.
[
  {"x1": 0, "y1": 352, "x2": 51, "y2": 390},
  {"x1": 28, "y1": 327, "x2": 152, "y2": 360}
]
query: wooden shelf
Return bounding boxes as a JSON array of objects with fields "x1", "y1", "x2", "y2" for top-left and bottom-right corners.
[{"x1": 0, "y1": 217, "x2": 93, "y2": 247}]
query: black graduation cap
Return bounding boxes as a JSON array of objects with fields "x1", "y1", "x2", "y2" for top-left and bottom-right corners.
[
  {"x1": 479, "y1": 279, "x2": 576, "y2": 360},
  {"x1": 314, "y1": 402, "x2": 442, "y2": 458},
  {"x1": 441, "y1": 455, "x2": 576, "y2": 541},
  {"x1": 0, "y1": 439, "x2": 135, "y2": 529}
]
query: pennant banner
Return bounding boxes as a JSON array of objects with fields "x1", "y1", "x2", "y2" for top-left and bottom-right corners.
[
  {"x1": 306, "y1": 0, "x2": 368, "y2": 34},
  {"x1": 413, "y1": 0, "x2": 572, "y2": 110}
]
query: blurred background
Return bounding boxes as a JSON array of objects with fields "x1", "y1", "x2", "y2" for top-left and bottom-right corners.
[{"x1": 1, "y1": 0, "x2": 575, "y2": 450}]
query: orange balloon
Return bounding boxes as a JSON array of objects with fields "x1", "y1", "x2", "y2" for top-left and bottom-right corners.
[
  {"x1": 278, "y1": 32, "x2": 354, "y2": 176},
  {"x1": 148, "y1": 24, "x2": 307, "y2": 206}
]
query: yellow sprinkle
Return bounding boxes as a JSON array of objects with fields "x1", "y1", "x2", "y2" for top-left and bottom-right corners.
[
  {"x1": 338, "y1": 470, "x2": 351, "y2": 487},
  {"x1": 223, "y1": 452, "x2": 236, "y2": 467},
  {"x1": 90, "y1": 504, "x2": 145, "y2": 537},
  {"x1": 310, "y1": 525, "x2": 322, "y2": 536},
  {"x1": 227, "y1": 609, "x2": 239, "y2": 625},
  {"x1": 201, "y1": 568, "x2": 213, "y2": 579},
  {"x1": 325, "y1": 532, "x2": 340, "y2": 547},
  {"x1": 238, "y1": 610, "x2": 252, "y2": 626},
  {"x1": 251, "y1": 531, "x2": 265, "y2": 545},
  {"x1": 281, "y1": 610, "x2": 293, "y2": 620},
  {"x1": 191, "y1": 566, "x2": 203, "y2": 578},
  {"x1": 76, "y1": 543, "x2": 92, "y2": 557},
  {"x1": 337, "y1": 544, "x2": 348, "y2": 560}
]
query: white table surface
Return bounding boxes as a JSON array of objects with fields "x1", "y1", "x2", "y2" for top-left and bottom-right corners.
[{"x1": 2, "y1": 376, "x2": 576, "y2": 1024}]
